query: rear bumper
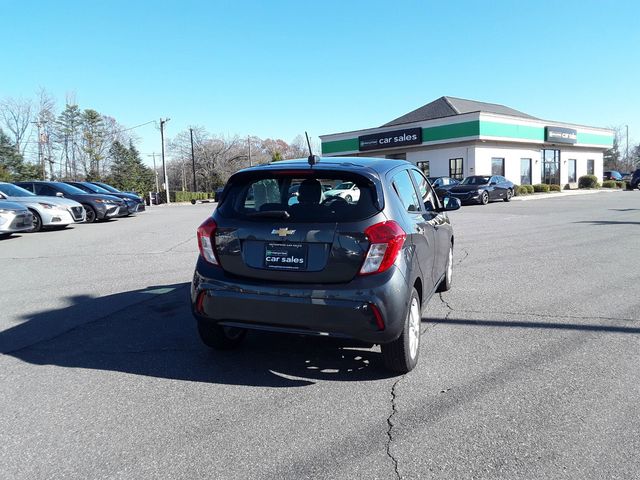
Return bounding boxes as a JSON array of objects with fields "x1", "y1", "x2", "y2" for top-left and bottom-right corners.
[{"x1": 191, "y1": 257, "x2": 411, "y2": 344}]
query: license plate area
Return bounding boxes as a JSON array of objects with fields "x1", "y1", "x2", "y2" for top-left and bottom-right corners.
[{"x1": 265, "y1": 242, "x2": 308, "y2": 271}]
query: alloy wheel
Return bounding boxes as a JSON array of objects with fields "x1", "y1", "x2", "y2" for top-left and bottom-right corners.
[{"x1": 408, "y1": 296, "x2": 421, "y2": 359}]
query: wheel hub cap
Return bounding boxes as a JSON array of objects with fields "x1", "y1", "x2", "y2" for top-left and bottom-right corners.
[{"x1": 408, "y1": 297, "x2": 420, "y2": 359}]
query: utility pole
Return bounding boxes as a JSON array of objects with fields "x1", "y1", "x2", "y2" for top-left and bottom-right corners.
[
  {"x1": 190, "y1": 128, "x2": 197, "y2": 191},
  {"x1": 626, "y1": 125, "x2": 629, "y2": 164},
  {"x1": 248, "y1": 135, "x2": 252, "y2": 167},
  {"x1": 147, "y1": 153, "x2": 160, "y2": 193},
  {"x1": 32, "y1": 120, "x2": 47, "y2": 180},
  {"x1": 160, "y1": 118, "x2": 171, "y2": 204}
]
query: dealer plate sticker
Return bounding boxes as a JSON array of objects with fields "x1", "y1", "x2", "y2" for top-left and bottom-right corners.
[{"x1": 265, "y1": 242, "x2": 308, "y2": 271}]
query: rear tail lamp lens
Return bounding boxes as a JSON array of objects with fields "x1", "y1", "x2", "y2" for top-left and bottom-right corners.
[
  {"x1": 197, "y1": 217, "x2": 219, "y2": 265},
  {"x1": 359, "y1": 220, "x2": 406, "y2": 275}
]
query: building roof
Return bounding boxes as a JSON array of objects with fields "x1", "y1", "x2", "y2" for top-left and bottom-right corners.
[{"x1": 382, "y1": 96, "x2": 538, "y2": 127}]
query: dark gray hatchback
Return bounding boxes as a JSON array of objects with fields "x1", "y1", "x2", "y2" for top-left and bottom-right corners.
[{"x1": 191, "y1": 157, "x2": 460, "y2": 373}]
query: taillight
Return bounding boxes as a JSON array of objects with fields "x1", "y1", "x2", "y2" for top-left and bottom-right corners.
[
  {"x1": 359, "y1": 220, "x2": 406, "y2": 275},
  {"x1": 197, "y1": 217, "x2": 219, "y2": 265}
]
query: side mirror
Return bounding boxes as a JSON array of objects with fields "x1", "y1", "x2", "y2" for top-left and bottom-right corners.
[
  {"x1": 440, "y1": 196, "x2": 461, "y2": 212},
  {"x1": 56, "y1": 192, "x2": 64, "y2": 197}
]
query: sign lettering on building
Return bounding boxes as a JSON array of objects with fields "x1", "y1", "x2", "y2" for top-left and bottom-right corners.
[
  {"x1": 359, "y1": 128, "x2": 422, "y2": 151},
  {"x1": 545, "y1": 126, "x2": 577, "y2": 144}
]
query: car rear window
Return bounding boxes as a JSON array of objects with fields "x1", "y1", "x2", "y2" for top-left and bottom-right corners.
[{"x1": 217, "y1": 170, "x2": 380, "y2": 223}]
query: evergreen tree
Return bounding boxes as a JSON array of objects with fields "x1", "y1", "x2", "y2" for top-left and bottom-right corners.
[
  {"x1": 107, "y1": 141, "x2": 154, "y2": 194},
  {"x1": 0, "y1": 129, "x2": 40, "y2": 180}
]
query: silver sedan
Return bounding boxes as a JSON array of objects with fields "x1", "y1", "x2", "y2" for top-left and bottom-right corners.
[{"x1": 0, "y1": 200, "x2": 34, "y2": 237}]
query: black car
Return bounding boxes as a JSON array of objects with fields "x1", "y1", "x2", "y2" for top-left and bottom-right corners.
[
  {"x1": 191, "y1": 157, "x2": 461, "y2": 373},
  {"x1": 15, "y1": 181, "x2": 126, "y2": 223},
  {"x1": 603, "y1": 170, "x2": 623, "y2": 181},
  {"x1": 427, "y1": 176, "x2": 460, "y2": 200},
  {"x1": 88, "y1": 182, "x2": 146, "y2": 212},
  {"x1": 67, "y1": 181, "x2": 144, "y2": 215},
  {"x1": 627, "y1": 169, "x2": 640, "y2": 190},
  {"x1": 447, "y1": 175, "x2": 514, "y2": 205}
]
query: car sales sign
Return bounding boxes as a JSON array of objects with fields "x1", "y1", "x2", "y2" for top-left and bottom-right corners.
[
  {"x1": 545, "y1": 126, "x2": 577, "y2": 144},
  {"x1": 359, "y1": 128, "x2": 422, "y2": 151}
]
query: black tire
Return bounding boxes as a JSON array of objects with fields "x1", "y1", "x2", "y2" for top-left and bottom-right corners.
[
  {"x1": 436, "y1": 243, "x2": 453, "y2": 292},
  {"x1": 480, "y1": 191, "x2": 489, "y2": 205},
  {"x1": 345, "y1": 194, "x2": 352, "y2": 202},
  {"x1": 0, "y1": 233, "x2": 11, "y2": 239},
  {"x1": 83, "y1": 205, "x2": 97, "y2": 223},
  {"x1": 29, "y1": 210, "x2": 42, "y2": 232},
  {"x1": 381, "y1": 288, "x2": 421, "y2": 374},
  {"x1": 197, "y1": 317, "x2": 247, "y2": 350},
  {"x1": 504, "y1": 188, "x2": 513, "y2": 202}
]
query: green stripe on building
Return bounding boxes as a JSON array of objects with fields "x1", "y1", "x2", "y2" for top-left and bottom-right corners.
[
  {"x1": 479, "y1": 121, "x2": 544, "y2": 141},
  {"x1": 576, "y1": 132, "x2": 614, "y2": 147},
  {"x1": 422, "y1": 121, "x2": 479, "y2": 141},
  {"x1": 321, "y1": 137, "x2": 359, "y2": 154}
]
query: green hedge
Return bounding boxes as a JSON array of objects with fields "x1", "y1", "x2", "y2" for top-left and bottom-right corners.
[
  {"x1": 616, "y1": 181, "x2": 626, "y2": 189},
  {"x1": 578, "y1": 175, "x2": 600, "y2": 189},
  {"x1": 525, "y1": 185, "x2": 535, "y2": 194},
  {"x1": 515, "y1": 185, "x2": 529, "y2": 196},
  {"x1": 157, "y1": 191, "x2": 215, "y2": 203},
  {"x1": 549, "y1": 184, "x2": 561, "y2": 192},
  {"x1": 602, "y1": 180, "x2": 617, "y2": 189},
  {"x1": 533, "y1": 184, "x2": 550, "y2": 193}
]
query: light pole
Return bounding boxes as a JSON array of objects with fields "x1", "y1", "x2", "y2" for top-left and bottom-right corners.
[
  {"x1": 147, "y1": 153, "x2": 160, "y2": 193},
  {"x1": 160, "y1": 118, "x2": 170, "y2": 204},
  {"x1": 190, "y1": 128, "x2": 197, "y2": 191}
]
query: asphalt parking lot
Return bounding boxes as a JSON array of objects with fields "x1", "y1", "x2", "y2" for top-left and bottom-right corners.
[{"x1": 1, "y1": 191, "x2": 639, "y2": 479}]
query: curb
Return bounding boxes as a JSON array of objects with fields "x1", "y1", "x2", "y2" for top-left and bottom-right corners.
[{"x1": 512, "y1": 189, "x2": 624, "y2": 201}]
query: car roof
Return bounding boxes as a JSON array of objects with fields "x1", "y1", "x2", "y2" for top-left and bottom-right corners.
[{"x1": 239, "y1": 156, "x2": 411, "y2": 175}]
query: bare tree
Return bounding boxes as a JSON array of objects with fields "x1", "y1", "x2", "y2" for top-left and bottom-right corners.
[{"x1": 0, "y1": 97, "x2": 33, "y2": 156}]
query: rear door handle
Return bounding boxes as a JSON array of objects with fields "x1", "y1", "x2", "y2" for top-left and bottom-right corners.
[{"x1": 415, "y1": 226, "x2": 424, "y2": 234}]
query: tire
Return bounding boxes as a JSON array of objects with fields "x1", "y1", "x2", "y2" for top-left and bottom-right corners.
[
  {"x1": 480, "y1": 191, "x2": 489, "y2": 205},
  {"x1": 197, "y1": 317, "x2": 247, "y2": 350},
  {"x1": 84, "y1": 205, "x2": 97, "y2": 223},
  {"x1": 29, "y1": 210, "x2": 42, "y2": 232},
  {"x1": 381, "y1": 288, "x2": 421, "y2": 373},
  {"x1": 437, "y1": 243, "x2": 453, "y2": 292},
  {"x1": 504, "y1": 189, "x2": 513, "y2": 202},
  {"x1": 0, "y1": 233, "x2": 11, "y2": 239},
  {"x1": 345, "y1": 194, "x2": 352, "y2": 203}
]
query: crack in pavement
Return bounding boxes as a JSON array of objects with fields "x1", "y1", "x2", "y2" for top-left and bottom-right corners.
[
  {"x1": 455, "y1": 247, "x2": 469, "y2": 266},
  {"x1": 386, "y1": 376, "x2": 402, "y2": 480}
]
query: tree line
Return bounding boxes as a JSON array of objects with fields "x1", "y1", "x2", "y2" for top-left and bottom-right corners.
[
  {"x1": 604, "y1": 126, "x2": 640, "y2": 172},
  {"x1": 0, "y1": 91, "x2": 318, "y2": 195}
]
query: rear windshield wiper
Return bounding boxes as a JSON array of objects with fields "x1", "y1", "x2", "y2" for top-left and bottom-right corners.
[{"x1": 246, "y1": 210, "x2": 290, "y2": 219}]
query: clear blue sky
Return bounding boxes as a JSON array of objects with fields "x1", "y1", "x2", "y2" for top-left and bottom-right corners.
[{"x1": 2, "y1": 0, "x2": 638, "y2": 164}]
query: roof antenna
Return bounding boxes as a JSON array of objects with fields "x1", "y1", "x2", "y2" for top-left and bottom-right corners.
[{"x1": 305, "y1": 131, "x2": 319, "y2": 167}]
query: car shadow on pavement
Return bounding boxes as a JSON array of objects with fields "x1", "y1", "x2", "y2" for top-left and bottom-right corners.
[
  {"x1": 431, "y1": 318, "x2": 640, "y2": 334},
  {"x1": 1, "y1": 283, "x2": 395, "y2": 387},
  {"x1": 573, "y1": 220, "x2": 640, "y2": 226}
]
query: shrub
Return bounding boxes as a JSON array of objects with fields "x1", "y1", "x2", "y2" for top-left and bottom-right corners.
[
  {"x1": 515, "y1": 185, "x2": 529, "y2": 196},
  {"x1": 616, "y1": 181, "x2": 626, "y2": 189},
  {"x1": 563, "y1": 184, "x2": 572, "y2": 190},
  {"x1": 578, "y1": 175, "x2": 600, "y2": 189},
  {"x1": 157, "y1": 191, "x2": 215, "y2": 203},
  {"x1": 533, "y1": 184, "x2": 550, "y2": 193},
  {"x1": 549, "y1": 184, "x2": 561, "y2": 192},
  {"x1": 602, "y1": 180, "x2": 617, "y2": 189},
  {"x1": 525, "y1": 185, "x2": 535, "y2": 194}
]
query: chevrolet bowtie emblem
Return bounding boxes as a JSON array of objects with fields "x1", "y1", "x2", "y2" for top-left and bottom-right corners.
[{"x1": 272, "y1": 227, "x2": 296, "y2": 237}]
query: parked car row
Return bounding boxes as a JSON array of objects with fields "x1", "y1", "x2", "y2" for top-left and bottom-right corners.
[
  {"x1": 428, "y1": 175, "x2": 515, "y2": 205},
  {"x1": 0, "y1": 180, "x2": 145, "y2": 237}
]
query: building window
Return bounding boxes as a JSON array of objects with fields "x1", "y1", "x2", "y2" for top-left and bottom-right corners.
[
  {"x1": 491, "y1": 157, "x2": 505, "y2": 176},
  {"x1": 386, "y1": 153, "x2": 406, "y2": 160},
  {"x1": 587, "y1": 159, "x2": 595, "y2": 175},
  {"x1": 568, "y1": 159, "x2": 577, "y2": 183},
  {"x1": 520, "y1": 158, "x2": 532, "y2": 185},
  {"x1": 449, "y1": 158, "x2": 463, "y2": 180},
  {"x1": 416, "y1": 161, "x2": 430, "y2": 176},
  {"x1": 541, "y1": 149, "x2": 560, "y2": 184}
]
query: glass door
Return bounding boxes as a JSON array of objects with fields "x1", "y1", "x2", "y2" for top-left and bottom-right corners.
[{"x1": 541, "y1": 149, "x2": 560, "y2": 185}]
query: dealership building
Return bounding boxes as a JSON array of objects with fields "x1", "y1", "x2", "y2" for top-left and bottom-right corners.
[{"x1": 320, "y1": 96, "x2": 614, "y2": 186}]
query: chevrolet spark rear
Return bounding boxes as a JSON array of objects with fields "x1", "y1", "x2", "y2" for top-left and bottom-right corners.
[{"x1": 191, "y1": 158, "x2": 458, "y2": 373}]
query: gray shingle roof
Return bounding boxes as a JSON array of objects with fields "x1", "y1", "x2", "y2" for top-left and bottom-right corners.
[{"x1": 382, "y1": 96, "x2": 538, "y2": 127}]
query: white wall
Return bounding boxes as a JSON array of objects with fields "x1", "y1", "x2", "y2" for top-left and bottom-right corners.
[
  {"x1": 559, "y1": 148, "x2": 604, "y2": 187},
  {"x1": 474, "y1": 144, "x2": 542, "y2": 184},
  {"x1": 406, "y1": 146, "x2": 473, "y2": 178}
]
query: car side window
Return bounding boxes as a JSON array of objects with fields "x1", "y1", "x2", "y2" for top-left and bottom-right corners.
[
  {"x1": 34, "y1": 184, "x2": 57, "y2": 196},
  {"x1": 410, "y1": 169, "x2": 438, "y2": 212},
  {"x1": 392, "y1": 170, "x2": 421, "y2": 213}
]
